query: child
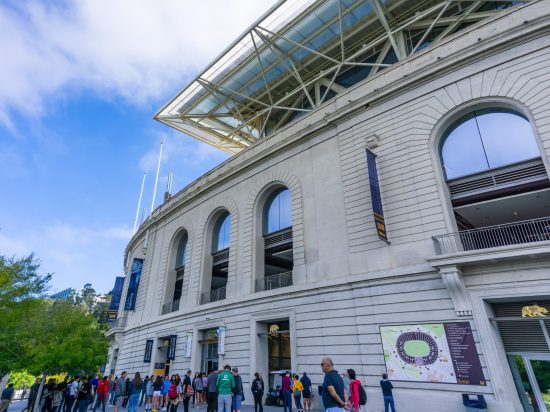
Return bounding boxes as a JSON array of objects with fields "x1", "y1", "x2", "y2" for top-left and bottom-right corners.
[{"x1": 380, "y1": 374, "x2": 396, "y2": 412}]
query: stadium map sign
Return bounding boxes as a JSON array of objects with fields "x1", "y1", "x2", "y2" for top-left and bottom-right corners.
[{"x1": 381, "y1": 322, "x2": 486, "y2": 385}]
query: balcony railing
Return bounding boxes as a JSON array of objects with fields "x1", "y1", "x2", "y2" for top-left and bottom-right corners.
[
  {"x1": 432, "y1": 217, "x2": 550, "y2": 255},
  {"x1": 255, "y1": 272, "x2": 293, "y2": 292},
  {"x1": 201, "y1": 286, "x2": 226, "y2": 304},
  {"x1": 108, "y1": 317, "x2": 127, "y2": 330},
  {"x1": 161, "y1": 299, "x2": 180, "y2": 315}
]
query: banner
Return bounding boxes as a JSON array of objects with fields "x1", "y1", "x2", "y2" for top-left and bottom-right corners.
[
  {"x1": 124, "y1": 259, "x2": 144, "y2": 311},
  {"x1": 217, "y1": 326, "x2": 226, "y2": 355},
  {"x1": 107, "y1": 277, "x2": 125, "y2": 322},
  {"x1": 366, "y1": 149, "x2": 389, "y2": 243},
  {"x1": 144, "y1": 340, "x2": 153, "y2": 363},
  {"x1": 153, "y1": 362, "x2": 165, "y2": 377},
  {"x1": 183, "y1": 332, "x2": 193, "y2": 358},
  {"x1": 167, "y1": 335, "x2": 177, "y2": 360},
  {"x1": 380, "y1": 322, "x2": 486, "y2": 385}
]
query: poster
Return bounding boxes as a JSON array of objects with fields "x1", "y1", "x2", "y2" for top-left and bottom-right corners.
[
  {"x1": 218, "y1": 326, "x2": 226, "y2": 355},
  {"x1": 167, "y1": 335, "x2": 177, "y2": 360},
  {"x1": 153, "y1": 362, "x2": 165, "y2": 377},
  {"x1": 183, "y1": 332, "x2": 192, "y2": 358},
  {"x1": 107, "y1": 277, "x2": 125, "y2": 322},
  {"x1": 144, "y1": 340, "x2": 153, "y2": 363},
  {"x1": 366, "y1": 149, "x2": 389, "y2": 243},
  {"x1": 124, "y1": 259, "x2": 143, "y2": 311},
  {"x1": 380, "y1": 322, "x2": 485, "y2": 385}
]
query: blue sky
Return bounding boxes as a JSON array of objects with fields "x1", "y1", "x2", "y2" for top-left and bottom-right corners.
[{"x1": 0, "y1": 0, "x2": 276, "y2": 294}]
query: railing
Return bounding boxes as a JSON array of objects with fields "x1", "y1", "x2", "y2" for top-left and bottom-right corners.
[
  {"x1": 201, "y1": 286, "x2": 226, "y2": 304},
  {"x1": 432, "y1": 217, "x2": 550, "y2": 255},
  {"x1": 108, "y1": 317, "x2": 127, "y2": 330},
  {"x1": 161, "y1": 299, "x2": 180, "y2": 315},
  {"x1": 255, "y1": 272, "x2": 293, "y2": 292}
]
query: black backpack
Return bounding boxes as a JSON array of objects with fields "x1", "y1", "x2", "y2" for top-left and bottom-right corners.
[{"x1": 358, "y1": 385, "x2": 367, "y2": 406}]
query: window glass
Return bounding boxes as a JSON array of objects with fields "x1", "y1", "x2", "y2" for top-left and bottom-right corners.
[
  {"x1": 442, "y1": 110, "x2": 539, "y2": 179},
  {"x1": 175, "y1": 233, "x2": 187, "y2": 269},
  {"x1": 266, "y1": 189, "x2": 292, "y2": 234},
  {"x1": 214, "y1": 213, "x2": 231, "y2": 252}
]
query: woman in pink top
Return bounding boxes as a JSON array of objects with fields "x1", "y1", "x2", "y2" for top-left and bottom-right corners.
[{"x1": 347, "y1": 369, "x2": 362, "y2": 412}]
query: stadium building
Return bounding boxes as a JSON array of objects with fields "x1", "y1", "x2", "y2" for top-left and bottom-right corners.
[{"x1": 106, "y1": 1, "x2": 550, "y2": 410}]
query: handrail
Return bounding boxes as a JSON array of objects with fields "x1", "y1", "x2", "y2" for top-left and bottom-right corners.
[
  {"x1": 161, "y1": 299, "x2": 180, "y2": 315},
  {"x1": 201, "y1": 286, "x2": 227, "y2": 304},
  {"x1": 255, "y1": 272, "x2": 293, "y2": 292}
]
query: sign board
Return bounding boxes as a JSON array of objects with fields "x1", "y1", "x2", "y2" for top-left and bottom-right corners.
[
  {"x1": 124, "y1": 259, "x2": 144, "y2": 311},
  {"x1": 366, "y1": 149, "x2": 389, "y2": 243},
  {"x1": 217, "y1": 326, "x2": 226, "y2": 355},
  {"x1": 153, "y1": 362, "x2": 165, "y2": 377},
  {"x1": 144, "y1": 340, "x2": 153, "y2": 363},
  {"x1": 380, "y1": 322, "x2": 485, "y2": 385},
  {"x1": 107, "y1": 277, "x2": 125, "y2": 322},
  {"x1": 183, "y1": 332, "x2": 193, "y2": 358},
  {"x1": 167, "y1": 335, "x2": 177, "y2": 360}
]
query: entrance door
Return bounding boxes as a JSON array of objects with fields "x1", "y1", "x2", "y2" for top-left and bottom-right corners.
[{"x1": 509, "y1": 355, "x2": 550, "y2": 411}]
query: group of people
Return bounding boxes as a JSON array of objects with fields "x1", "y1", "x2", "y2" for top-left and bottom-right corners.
[{"x1": 2, "y1": 358, "x2": 397, "y2": 412}]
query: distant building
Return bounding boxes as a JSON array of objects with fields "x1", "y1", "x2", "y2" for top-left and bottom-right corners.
[{"x1": 49, "y1": 288, "x2": 75, "y2": 300}]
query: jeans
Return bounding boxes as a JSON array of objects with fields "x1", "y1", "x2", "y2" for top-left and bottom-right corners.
[
  {"x1": 77, "y1": 400, "x2": 89, "y2": 412},
  {"x1": 253, "y1": 392, "x2": 263, "y2": 412},
  {"x1": 168, "y1": 401, "x2": 179, "y2": 412},
  {"x1": 66, "y1": 396, "x2": 75, "y2": 412},
  {"x1": 207, "y1": 392, "x2": 218, "y2": 412},
  {"x1": 217, "y1": 394, "x2": 232, "y2": 412},
  {"x1": 294, "y1": 394, "x2": 302, "y2": 410},
  {"x1": 128, "y1": 394, "x2": 140, "y2": 412},
  {"x1": 182, "y1": 397, "x2": 190, "y2": 412},
  {"x1": 232, "y1": 395, "x2": 242, "y2": 411},
  {"x1": 283, "y1": 392, "x2": 292, "y2": 412},
  {"x1": 92, "y1": 397, "x2": 107, "y2": 412},
  {"x1": 383, "y1": 396, "x2": 396, "y2": 412},
  {"x1": 108, "y1": 393, "x2": 114, "y2": 405}
]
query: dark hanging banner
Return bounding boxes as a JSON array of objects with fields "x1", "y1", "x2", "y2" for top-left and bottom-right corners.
[
  {"x1": 167, "y1": 335, "x2": 177, "y2": 360},
  {"x1": 107, "y1": 276, "x2": 125, "y2": 322},
  {"x1": 366, "y1": 149, "x2": 389, "y2": 243},
  {"x1": 124, "y1": 258, "x2": 144, "y2": 311},
  {"x1": 144, "y1": 339, "x2": 154, "y2": 363}
]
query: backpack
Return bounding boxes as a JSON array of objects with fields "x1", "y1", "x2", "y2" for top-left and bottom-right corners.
[
  {"x1": 358, "y1": 384, "x2": 367, "y2": 406},
  {"x1": 168, "y1": 383, "x2": 178, "y2": 400}
]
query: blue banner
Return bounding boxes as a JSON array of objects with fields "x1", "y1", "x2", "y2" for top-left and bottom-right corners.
[
  {"x1": 144, "y1": 339, "x2": 154, "y2": 363},
  {"x1": 366, "y1": 149, "x2": 389, "y2": 243},
  {"x1": 124, "y1": 258, "x2": 144, "y2": 311},
  {"x1": 167, "y1": 335, "x2": 177, "y2": 360},
  {"x1": 107, "y1": 276, "x2": 125, "y2": 322}
]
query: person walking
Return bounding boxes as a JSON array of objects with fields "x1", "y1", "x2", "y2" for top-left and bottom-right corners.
[
  {"x1": 182, "y1": 371, "x2": 193, "y2": 412},
  {"x1": 292, "y1": 375, "x2": 303, "y2": 412},
  {"x1": 231, "y1": 368, "x2": 243, "y2": 412},
  {"x1": 25, "y1": 378, "x2": 41, "y2": 412},
  {"x1": 299, "y1": 373, "x2": 312, "y2": 411},
  {"x1": 108, "y1": 377, "x2": 115, "y2": 406},
  {"x1": 92, "y1": 376, "x2": 109, "y2": 412},
  {"x1": 320, "y1": 357, "x2": 348, "y2": 412},
  {"x1": 206, "y1": 370, "x2": 218, "y2": 412},
  {"x1": 77, "y1": 378, "x2": 92, "y2": 412},
  {"x1": 251, "y1": 373, "x2": 263, "y2": 412},
  {"x1": 0, "y1": 384, "x2": 15, "y2": 412},
  {"x1": 127, "y1": 373, "x2": 143, "y2": 412},
  {"x1": 191, "y1": 373, "x2": 198, "y2": 408},
  {"x1": 379, "y1": 374, "x2": 395, "y2": 412},
  {"x1": 67, "y1": 377, "x2": 80, "y2": 412},
  {"x1": 347, "y1": 370, "x2": 361, "y2": 412},
  {"x1": 52, "y1": 386, "x2": 64, "y2": 412},
  {"x1": 215, "y1": 365, "x2": 234, "y2": 412},
  {"x1": 113, "y1": 372, "x2": 127, "y2": 412},
  {"x1": 281, "y1": 372, "x2": 292, "y2": 412},
  {"x1": 140, "y1": 376, "x2": 150, "y2": 407},
  {"x1": 167, "y1": 376, "x2": 180, "y2": 412},
  {"x1": 145, "y1": 376, "x2": 154, "y2": 412},
  {"x1": 162, "y1": 376, "x2": 170, "y2": 411},
  {"x1": 57, "y1": 377, "x2": 69, "y2": 412},
  {"x1": 152, "y1": 376, "x2": 164, "y2": 412}
]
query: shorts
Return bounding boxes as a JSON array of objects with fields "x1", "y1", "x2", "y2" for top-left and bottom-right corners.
[
  {"x1": 196, "y1": 390, "x2": 202, "y2": 394},
  {"x1": 153, "y1": 391, "x2": 162, "y2": 397},
  {"x1": 233, "y1": 394, "x2": 242, "y2": 410},
  {"x1": 302, "y1": 390, "x2": 311, "y2": 399},
  {"x1": 115, "y1": 396, "x2": 124, "y2": 408}
]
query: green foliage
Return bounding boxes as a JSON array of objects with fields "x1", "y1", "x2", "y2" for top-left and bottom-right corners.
[
  {"x1": 0, "y1": 254, "x2": 51, "y2": 306},
  {"x1": 8, "y1": 370, "x2": 36, "y2": 388},
  {"x1": 72, "y1": 283, "x2": 112, "y2": 332}
]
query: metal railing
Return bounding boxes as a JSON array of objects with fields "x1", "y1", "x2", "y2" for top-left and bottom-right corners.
[
  {"x1": 201, "y1": 286, "x2": 226, "y2": 304},
  {"x1": 255, "y1": 272, "x2": 293, "y2": 292},
  {"x1": 432, "y1": 217, "x2": 550, "y2": 255},
  {"x1": 161, "y1": 299, "x2": 180, "y2": 315},
  {"x1": 108, "y1": 317, "x2": 127, "y2": 330}
]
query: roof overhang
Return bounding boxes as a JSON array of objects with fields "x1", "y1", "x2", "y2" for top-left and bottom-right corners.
[{"x1": 155, "y1": 0, "x2": 532, "y2": 155}]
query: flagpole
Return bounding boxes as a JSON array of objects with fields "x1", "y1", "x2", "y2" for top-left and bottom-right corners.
[
  {"x1": 151, "y1": 142, "x2": 163, "y2": 216},
  {"x1": 133, "y1": 172, "x2": 146, "y2": 235}
]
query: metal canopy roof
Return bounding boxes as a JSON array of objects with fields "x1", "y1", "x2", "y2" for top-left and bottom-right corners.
[{"x1": 155, "y1": 0, "x2": 530, "y2": 154}]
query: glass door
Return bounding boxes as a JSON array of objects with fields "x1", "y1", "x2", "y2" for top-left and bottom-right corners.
[{"x1": 509, "y1": 355, "x2": 550, "y2": 412}]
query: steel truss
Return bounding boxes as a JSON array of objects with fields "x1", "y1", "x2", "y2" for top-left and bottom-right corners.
[{"x1": 155, "y1": 0, "x2": 531, "y2": 154}]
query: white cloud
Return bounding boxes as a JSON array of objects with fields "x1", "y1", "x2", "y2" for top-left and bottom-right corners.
[{"x1": 0, "y1": 0, "x2": 277, "y2": 127}]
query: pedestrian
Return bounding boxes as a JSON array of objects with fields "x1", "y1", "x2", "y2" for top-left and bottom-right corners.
[
  {"x1": 191, "y1": 373, "x2": 198, "y2": 408},
  {"x1": 145, "y1": 375, "x2": 154, "y2": 412},
  {"x1": 206, "y1": 370, "x2": 218, "y2": 412},
  {"x1": 167, "y1": 375, "x2": 180, "y2": 412},
  {"x1": 25, "y1": 378, "x2": 41, "y2": 412},
  {"x1": 140, "y1": 376, "x2": 150, "y2": 407},
  {"x1": 0, "y1": 384, "x2": 15, "y2": 412},
  {"x1": 123, "y1": 378, "x2": 131, "y2": 408},
  {"x1": 379, "y1": 374, "x2": 395, "y2": 412},
  {"x1": 127, "y1": 373, "x2": 143, "y2": 412},
  {"x1": 52, "y1": 386, "x2": 64, "y2": 412},
  {"x1": 281, "y1": 372, "x2": 292, "y2": 412},
  {"x1": 162, "y1": 376, "x2": 171, "y2": 410},
  {"x1": 67, "y1": 376, "x2": 81, "y2": 412},
  {"x1": 194, "y1": 373, "x2": 203, "y2": 407},
  {"x1": 292, "y1": 375, "x2": 303, "y2": 412},
  {"x1": 300, "y1": 373, "x2": 312, "y2": 411},
  {"x1": 113, "y1": 372, "x2": 127, "y2": 412},
  {"x1": 89, "y1": 377, "x2": 99, "y2": 411},
  {"x1": 43, "y1": 380, "x2": 57, "y2": 412},
  {"x1": 347, "y1": 370, "x2": 361, "y2": 412},
  {"x1": 57, "y1": 377, "x2": 69, "y2": 412},
  {"x1": 202, "y1": 374, "x2": 208, "y2": 407},
  {"x1": 108, "y1": 377, "x2": 115, "y2": 406},
  {"x1": 215, "y1": 365, "x2": 234, "y2": 412},
  {"x1": 92, "y1": 376, "x2": 109, "y2": 412},
  {"x1": 320, "y1": 357, "x2": 348, "y2": 412},
  {"x1": 152, "y1": 375, "x2": 164, "y2": 412},
  {"x1": 182, "y1": 371, "x2": 193, "y2": 412},
  {"x1": 77, "y1": 378, "x2": 92, "y2": 412},
  {"x1": 230, "y1": 368, "x2": 243, "y2": 412},
  {"x1": 251, "y1": 372, "x2": 263, "y2": 412}
]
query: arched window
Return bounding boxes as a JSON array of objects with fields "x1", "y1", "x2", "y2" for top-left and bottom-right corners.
[
  {"x1": 257, "y1": 187, "x2": 293, "y2": 292},
  {"x1": 203, "y1": 211, "x2": 231, "y2": 304},
  {"x1": 162, "y1": 230, "x2": 188, "y2": 314},
  {"x1": 175, "y1": 232, "x2": 188, "y2": 270},
  {"x1": 213, "y1": 212, "x2": 231, "y2": 252},
  {"x1": 441, "y1": 109, "x2": 539, "y2": 180},
  {"x1": 436, "y1": 107, "x2": 549, "y2": 252}
]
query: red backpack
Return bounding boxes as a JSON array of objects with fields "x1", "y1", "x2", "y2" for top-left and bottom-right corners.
[{"x1": 168, "y1": 383, "x2": 178, "y2": 399}]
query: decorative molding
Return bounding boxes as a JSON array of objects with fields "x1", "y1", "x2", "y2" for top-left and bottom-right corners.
[{"x1": 440, "y1": 266, "x2": 472, "y2": 317}]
